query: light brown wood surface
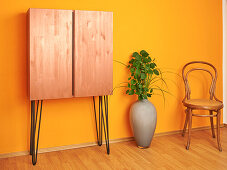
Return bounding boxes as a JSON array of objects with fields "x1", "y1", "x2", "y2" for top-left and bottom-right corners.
[
  {"x1": 28, "y1": 8, "x2": 73, "y2": 100},
  {"x1": 1, "y1": 124, "x2": 224, "y2": 159},
  {"x1": 0, "y1": 127, "x2": 226, "y2": 169},
  {"x1": 183, "y1": 99, "x2": 223, "y2": 110},
  {"x1": 73, "y1": 10, "x2": 113, "y2": 97}
]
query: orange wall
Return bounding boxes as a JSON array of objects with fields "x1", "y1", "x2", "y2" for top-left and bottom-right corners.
[{"x1": 0, "y1": 0, "x2": 222, "y2": 154}]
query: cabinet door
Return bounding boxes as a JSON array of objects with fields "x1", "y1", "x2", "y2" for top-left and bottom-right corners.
[
  {"x1": 28, "y1": 8, "x2": 73, "y2": 100},
  {"x1": 73, "y1": 10, "x2": 113, "y2": 97}
]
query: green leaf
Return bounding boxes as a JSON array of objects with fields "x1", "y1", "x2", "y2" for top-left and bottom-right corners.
[
  {"x1": 131, "y1": 85, "x2": 136, "y2": 89},
  {"x1": 150, "y1": 63, "x2": 155, "y2": 69},
  {"x1": 145, "y1": 64, "x2": 150, "y2": 70},
  {"x1": 143, "y1": 58, "x2": 149, "y2": 63},
  {"x1": 150, "y1": 89, "x2": 153, "y2": 93},
  {"x1": 154, "y1": 69, "x2": 159, "y2": 75},
  {"x1": 140, "y1": 50, "x2": 149, "y2": 57},
  {"x1": 133, "y1": 60, "x2": 140, "y2": 67},
  {"x1": 143, "y1": 95, "x2": 148, "y2": 99},
  {"x1": 126, "y1": 90, "x2": 129, "y2": 94},
  {"x1": 132, "y1": 52, "x2": 139, "y2": 58},
  {"x1": 141, "y1": 73, "x2": 146, "y2": 79},
  {"x1": 139, "y1": 84, "x2": 143, "y2": 89},
  {"x1": 135, "y1": 91, "x2": 140, "y2": 95},
  {"x1": 127, "y1": 65, "x2": 130, "y2": 68},
  {"x1": 147, "y1": 93, "x2": 151, "y2": 97},
  {"x1": 135, "y1": 54, "x2": 142, "y2": 61},
  {"x1": 128, "y1": 90, "x2": 135, "y2": 95},
  {"x1": 136, "y1": 64, "x2": 141, "y2": 69},
  {"x1": 130, "y1": 68, "x2": 135, "y2": 73},
  {"x1": 129, "y1": 59, "x2": 135, "y2": 64},
  {"x1": 131, "y1": 79, "x2": 136, "y2": 84},
  {"x1": 135, "y1": 69, "x2": 140, "y2": 74},
  {"x1": 135, "y1": 69, "x2": 141, "y2": 78},
  {"x1": 148, "y1": 69, "x2": 153, "y2": 74},
  {"x1": 138, "y1": 95, "x2": 143, "y2": 100},
  {"x1": 128, "y1": 77, "x2": 131, "y2": 80},
  {"x1": 144, "y1": 87, "x2": 149, "y2": 92},
  {"x1": 128, "y1": 83, "x2": 130, "y2": 88},
  {"x1": 148, "y1": 57, "x2": 151, "y2": 62}
]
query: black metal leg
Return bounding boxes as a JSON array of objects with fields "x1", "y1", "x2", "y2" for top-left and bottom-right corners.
[
  {"x1": 99, "y1": 96, "x2": 103, "y2": 146},
  {"x1": 93, "y1": 96, "x2": 99, "y2": 145},
  {"x1": 30, "y1": 101, "x2": 35, "y2": 155},
  {"x1": 30, "y1": 100, "x2": 43, "y2": 165},
  {"x1": 103, "y1": 96, "x2": 110, "y2": 154},
  {"x1": 93, "y1": 96, "x2": 110, "y2": 154}
]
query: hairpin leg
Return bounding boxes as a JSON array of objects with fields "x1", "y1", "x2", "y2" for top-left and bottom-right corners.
[
  {"x1": 30, "y1": 100, "x2": 43, "y2": 165},
  {"x1": 93, "y1": 96, "x2": 110, "y2": 154},
  {"x1": 30, "y1": 101, "x2": 35, "y2": 155},
  {"x1": 103, "y1": 96, "x2": 110, "y2": 154}
]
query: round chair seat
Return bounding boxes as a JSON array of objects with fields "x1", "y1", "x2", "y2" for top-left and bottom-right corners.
[{"x1": 183, "y1": 99, "x2": 223, "y2": 110}]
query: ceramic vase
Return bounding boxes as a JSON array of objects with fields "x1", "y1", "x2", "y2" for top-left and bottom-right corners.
[{"x1": 130, "y1": 99, "x2": 157, "y2": 148}]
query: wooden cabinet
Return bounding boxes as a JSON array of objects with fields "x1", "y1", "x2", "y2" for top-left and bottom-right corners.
[
  {"x1": 28, "y1": 8, "x2": 73, "y2": 100},
  {"x1": 28, "y1": 8, "x2": 113, "y2": 100},
  {"x1": 28, "y1": 9, "x2": 113, "y2": 164},
  {"x1": 73, "y1": 10, "x2": 113, "y2": 97}
]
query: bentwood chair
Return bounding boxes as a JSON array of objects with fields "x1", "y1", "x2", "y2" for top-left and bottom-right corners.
[{"x1": 182, "y1": 61, "x2": 223, "y2": 151}]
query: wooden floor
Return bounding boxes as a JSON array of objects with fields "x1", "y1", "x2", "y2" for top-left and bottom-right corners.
[{"x1": 1, "y1": 127, "x2": 227, "y2": 170}]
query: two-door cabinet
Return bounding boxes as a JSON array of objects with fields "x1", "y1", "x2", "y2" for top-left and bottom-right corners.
[
  {"x1": 28, "y1": 8, "x2": 113, "y2": 99},
  {"x1": 28, "y1": 8, "x2": 113, "y2": 165}
]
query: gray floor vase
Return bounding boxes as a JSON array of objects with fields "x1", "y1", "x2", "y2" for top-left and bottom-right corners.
[{"x1": 130, "y1": 99, "x2": 157, "y2": 148}]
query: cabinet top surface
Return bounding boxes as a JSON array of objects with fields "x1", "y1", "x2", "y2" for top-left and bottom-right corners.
[{"x1": 28, "y1": 8, "x2": 113, "y2": 13}]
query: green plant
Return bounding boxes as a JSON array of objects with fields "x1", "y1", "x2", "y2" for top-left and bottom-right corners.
[{"x1": 126, "y1": 50, "x2": 168, "y2": 100}]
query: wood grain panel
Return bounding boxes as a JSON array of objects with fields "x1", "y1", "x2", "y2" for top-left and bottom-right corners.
[
  {"x1": 28, "y1": 8, "x2": 73, "y2": 100},
  {"x1": 73, "y1": 10, "x2": 113, "y2": 97}
]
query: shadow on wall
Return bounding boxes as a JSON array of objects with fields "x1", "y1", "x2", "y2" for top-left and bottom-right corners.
[
  {"x1": 176, "y1": 66, "x2": 185, "y2": 129},
  {"x1": 21, "y1": 12, "x2": 30, "y2": 150}
]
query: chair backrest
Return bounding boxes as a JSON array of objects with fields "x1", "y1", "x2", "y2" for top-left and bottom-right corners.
[{"x1": 182, "y1": 61, "x2": 217, "y2": 100}]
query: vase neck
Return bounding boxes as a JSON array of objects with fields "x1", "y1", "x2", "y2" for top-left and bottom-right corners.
[{"x1": 139, "y1": 99, "x2": 149, "y2": 102}]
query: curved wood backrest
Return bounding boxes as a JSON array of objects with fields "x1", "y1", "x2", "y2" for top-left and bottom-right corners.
[{"x1": 182, "y1": 61, "x2": 219, "y2": 102}]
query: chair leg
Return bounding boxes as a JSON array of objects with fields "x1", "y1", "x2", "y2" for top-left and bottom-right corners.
[
  {"x1": 182, "y1": 109, "x2": 189, "y2": 137},
  {"x1": 186, "y1": 109, "x2": 192, "y2": 150},
  {"x1": 209, "y1": 111, "x2": 215, "y2": 138},
  {"x1": 216, "y1": 110, "x2": 222, "y2": 152}
]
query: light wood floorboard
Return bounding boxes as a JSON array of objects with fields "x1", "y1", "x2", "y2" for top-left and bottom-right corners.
[{"x1": 0, "y1": 127, "x2": 227, "y2": 170}]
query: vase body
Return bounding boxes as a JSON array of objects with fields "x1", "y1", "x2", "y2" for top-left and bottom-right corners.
[{"x1": 130, "y1": 99, "x2": 157, "y2": 148}]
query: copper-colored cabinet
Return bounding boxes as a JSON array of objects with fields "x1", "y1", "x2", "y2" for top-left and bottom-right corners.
[
  {"x1": 73, "y1": 10, "x2": 113, "y2": 97},
  {"x1": 28, "y1": 9, "x2": 113, "y2": 100},
  {"x1": 28, "y1": 8, "x2": 73, "y2": 100},
  {"x1": 28, "y1": 9, "x2": 113, "y2": 164}
]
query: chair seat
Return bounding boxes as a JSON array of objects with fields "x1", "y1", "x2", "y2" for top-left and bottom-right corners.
[{"x1": 183, "y1": 99, "x2": 223, "y2": 110}]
